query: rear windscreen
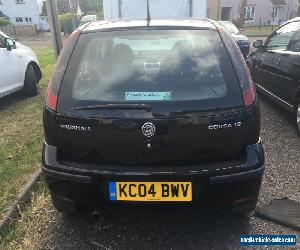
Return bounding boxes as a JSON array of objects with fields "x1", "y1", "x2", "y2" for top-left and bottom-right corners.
[{"x1": 59, "y1": 29, "x2": 242, "y2": 111}]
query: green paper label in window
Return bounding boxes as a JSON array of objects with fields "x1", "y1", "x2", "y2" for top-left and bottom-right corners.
[{"x1": 125, "y1": 92, "x2": 171, "y2": 101}]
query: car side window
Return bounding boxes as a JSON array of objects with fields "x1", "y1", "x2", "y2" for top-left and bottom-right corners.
[
  {"x1": 266, "y1": 22, "x2": 299, "y2": 50},
  {"x1": 288, "y1": 29, "x2": 300, "y2": 52}
]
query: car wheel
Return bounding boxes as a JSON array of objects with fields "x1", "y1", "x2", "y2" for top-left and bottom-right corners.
[
  {"x1": 231, "y1": 195, "x2": 258, "y2": 216},
  {"x1": 23, "y1": 64, "x2": 38, "y2": 97},
  {"x1": 295, "y1": 99, "x2": 300, "y2": 136},
  {"x1": 51, "y1": 194, "x2": 87, "y2": 216}
]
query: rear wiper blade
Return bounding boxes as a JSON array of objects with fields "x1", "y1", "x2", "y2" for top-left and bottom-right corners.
[{"x1": 73, "y1": 103, "x2": 152, "y2": 111}]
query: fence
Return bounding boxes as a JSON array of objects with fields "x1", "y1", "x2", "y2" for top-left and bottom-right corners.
[{"x1": 0, "y1": 24, "x2": 38, "y2": 36}]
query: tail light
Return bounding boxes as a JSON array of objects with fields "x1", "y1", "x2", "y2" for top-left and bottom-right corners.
[
  {"x1": 241, "y1": 58, "x2": 259, "y2": 144},
  {"x1": 235, "y1": 43, "x2": 257, "y2": 108},
  {"x1": 217, "y1": 24, "x2": 260, "y2": 144},
  {"x1": 45, "y1": 29, "x2": 80, "y2": 111},
  {"x1": 46, "y1": 84, "x2": 58, "y2": 111},
  {"x1": 242, "y1": 63, "x2": 257, "y2": 108},
  {"x1": 217, "y1": 24, "x2": 257, "y2": 108}
]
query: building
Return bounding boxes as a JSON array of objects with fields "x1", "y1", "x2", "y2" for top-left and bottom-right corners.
[
  {"x1": 219, "y1": 0, "x2": 300, "y2": 26},
  {"x1": 39, "y1": 0, "x2": 49, "y2": 31},
  {"x1": 207, "y1": 0, "x2": 220, "y2": 20},
  {"x1": 219, "y1": 0, "x2": 244, "y2": 22},
  {"x1": 0, "y1": 0, "x2": 49, "y2": 31}
]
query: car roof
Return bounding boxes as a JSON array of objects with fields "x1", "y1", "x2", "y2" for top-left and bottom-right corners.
[
  {"x1": 288, "y1": 17, "x2": 300, "y2": 22},
  {"x1": 282, "y1": 17, "x2": 300, "y2": 26},
  {"x1": 81, "y1": 19, "x2": 217, "y2": 33},
  {"x1": 218, "y1": 21, "x2": 232, "y2": 24}
]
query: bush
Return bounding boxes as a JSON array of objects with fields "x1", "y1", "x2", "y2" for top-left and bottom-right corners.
[
  {"x1": 59, "y1": 13, "x2": 80, "y2": 34},
  {"x1": 59, "y1": 13, "x2": 73, "y2": 23},
  {"x1": 0, "y1": 18, "x2": 11, "y2": 27}
]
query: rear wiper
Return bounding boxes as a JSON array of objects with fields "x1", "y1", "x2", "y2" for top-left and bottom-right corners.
[{"x1": 73, "y1": 103, "x2": 152, "y2": 111}]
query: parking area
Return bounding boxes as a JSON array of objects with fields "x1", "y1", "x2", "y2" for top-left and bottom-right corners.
[{"x1": 4, "y1": 94, "x2": 299, "y2": 250}]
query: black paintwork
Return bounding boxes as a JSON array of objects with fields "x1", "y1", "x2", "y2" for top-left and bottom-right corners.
[
  {"x1": 42, "y1": 19, "x2": 264, "y2": 209},
  {"x1": 247, "y1": 19, "x2": 300, "y2": 111},
  {"x1": 42, "y1": 142, "x2": 264, "y2": 206}
]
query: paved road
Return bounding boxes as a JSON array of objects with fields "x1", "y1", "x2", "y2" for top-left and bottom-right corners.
[{"x1": 12, "y1": 95, "x2": 299, "y2": 250}]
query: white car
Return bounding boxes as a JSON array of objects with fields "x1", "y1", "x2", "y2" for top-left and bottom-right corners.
[
  {"x1": 0, "y1": 31, "x2": 42, "y2": 98},
  {"x1": 80, "y1": 15, "x2": 97, "y2": 25}
]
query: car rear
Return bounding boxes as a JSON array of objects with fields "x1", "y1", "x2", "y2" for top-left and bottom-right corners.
[{"x1": 42, "y1": 20, "x2": 264, "y2": 214}]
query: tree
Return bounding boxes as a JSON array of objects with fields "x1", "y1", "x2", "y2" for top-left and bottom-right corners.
[
  {"x1": 239, "y1": 0, "x2": 248, "y2": 29},
  {"x1": 79, "y1": 0, "x2": 103, "y2": 15},
  {"x1": 0, "y1": 18, "x2": 11, "y2": 26}
]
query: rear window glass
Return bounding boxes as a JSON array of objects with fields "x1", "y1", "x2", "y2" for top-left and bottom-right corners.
[{"x1": 59, "y1": 29, "x2": 241, "y2": 110}]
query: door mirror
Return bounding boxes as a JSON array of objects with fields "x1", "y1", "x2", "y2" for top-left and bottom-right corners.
[
  {"x1": 5, "y1": 38, "x2": 16, "y2": 51},
  {"x1": 253, "y1": 40, "x2": 263, "y2": 49}
]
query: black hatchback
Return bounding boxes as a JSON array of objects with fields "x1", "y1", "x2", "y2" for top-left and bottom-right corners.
[
  {"x1": 248, "y1": 17, "x2": 300, "y2": 135},
  {"x1": 43, "y1": 19, "x2": 264, "y2": 215}
]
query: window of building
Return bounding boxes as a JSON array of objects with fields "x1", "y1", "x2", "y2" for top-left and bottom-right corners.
[
  {"x1": 24, "y1": 17, "x2": 32, "y2": 22},
  {"x1": 272, "y1": 6, "x2": 284, "y2": 18},
  {"x1": 16, "y1": 0, "x2": 25, "y2": 4},
  {"x1": 245, "y1": 6, "x2": 255, "y2": 21},
  {"x1": 273, "y1": 7, "x2": 279, "y2": 18},
  {"x1": 16, "y1": 17, "x2": 23, "y2": 22},
  {"x1": 221, "y1": 7, "x2": 232, "y2": 21}
]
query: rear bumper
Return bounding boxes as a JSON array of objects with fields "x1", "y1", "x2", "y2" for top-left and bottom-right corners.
[{"x1": 42, "y1": 142, "x2": 265, "y2": 206}]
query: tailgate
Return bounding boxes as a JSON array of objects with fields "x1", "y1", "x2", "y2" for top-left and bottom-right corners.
[{"x1": 55, "y1": 107, "x2": 245, "y2": 166}]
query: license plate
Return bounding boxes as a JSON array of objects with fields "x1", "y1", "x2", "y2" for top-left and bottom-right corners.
[{"x1": 108, "y1": 182, "x2": 192, "y2": 202}]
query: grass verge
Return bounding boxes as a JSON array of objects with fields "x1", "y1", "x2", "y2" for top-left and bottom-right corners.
[
  {"x1": 0, "y1": 46, "x2": 54, "y2": 220},
  {"x1": 244, "y1": 25, "x2": 279, "y2": 35},
  {"x1": 0, "y1": 181, "x2": 51, "y2": 249}
]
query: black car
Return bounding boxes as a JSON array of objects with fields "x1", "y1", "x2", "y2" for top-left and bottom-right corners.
[
  {"x1": 43, "y1": 19, "x2": 264, "y2": 215},
  {"x1": 219, "y1": 21, "x2": 251, "y2": 58},
  {"x1": 248, "y1": 18, "x2": 300, "y2": 135}
]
